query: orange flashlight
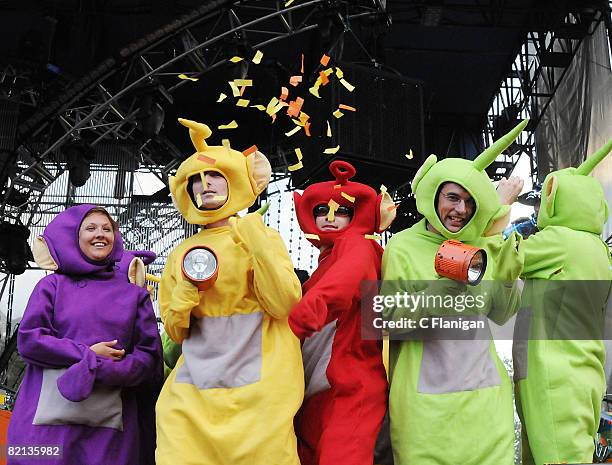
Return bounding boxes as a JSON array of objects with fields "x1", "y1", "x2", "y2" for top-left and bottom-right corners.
[
  {"x1": 435, "y1": 240, "x2": 487, "y2": 285},
  {"x1": 181, "y1": 246, "x2": 219, "y2": 291}
]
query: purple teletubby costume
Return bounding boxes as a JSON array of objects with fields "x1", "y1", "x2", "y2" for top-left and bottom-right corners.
[{"x1": 7, "y1": 205, "x2": 162, "y2": 465}]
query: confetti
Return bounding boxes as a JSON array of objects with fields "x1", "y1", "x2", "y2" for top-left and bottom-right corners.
[
  {"x1": 304, "y1": 122, "x2": 311, "y2": 136},
  {"x1": 197, "y1": 154, "x2": 216, "y2": 164},
  {"x1": 229, "y1": 56, "x2": 243, "y2": 63},
  {"x1": 339, "y1": 78, "x2": 355, "y2": 92},
  {"x1": 299, "y1": 112, "x2": 310, "y2": 124},
  {"x1": 327, "y1": 199, "x2": 339, "y2": 221},
  {"x1": 234, "y1": 79, "x2": 253, "y2": 87},
  {"x1": 333, "y1": 184, "x2": 342, "y2": 189},
  {"x1": 333, "y1": 109, "x2": 344, "y2": 119},
  {"x1": 300, "y1": 53, "x2": 305, "y2": 74},
  {"x1": 335, "y1": 67, "x2": 344, "y2": 79},
  {"x1": 406, "y1": 149, "x2": 414, "y2": 160},
  {"x1": 289, "y1": 75, "x2": 303, "y2": 87},
  {"x1": 327, "y1": 120, "x2": 332, "y2": 137},
  {"x1": 228, "y1": 81, "x2": 240, "y2": 97},
  {"x1": 196, "y1": 193, "x2": 203, "y2": 207},
  {"x1": 285, "y1": 0, "x2": 296, "y2": 5},
  {"x1": 365, "y1": 234, "x2": 382, "y2": 240},
  {"x1": 280, "y1": 86, "x2": 289, "y2": 101},
  {"x1": 240, "y1": 85, "x2": 247, "y2": 96},
  {"x1": 252, "y1": 50, "x2": 264, "y2": 64},
  {"x1": 216, "y1": 93, "x2": 227, "y2": 102},
  {"x1": 218, "y1": 120, "x2": 238, "y2": 130},
  {"x1": 251, "y1": 104, "x2": 266, "y2": 111},
  {"x1": 319, "y1": 71, "x2": 330, "y2": 86},
  {"x1": 323, "y1": 68, "x2": 334, "y2": 76},
  {"x1": 178, "y1": 74, "x2": 198, "y2": 81},
  {"x1": 339, "y1": 104, "x2": 356, "y2": 112},
  {"x1": 304, "y1": 233, "x2": 320, "y2": 240},
  {"x1": 213, "y1": 195, "x2": 228, "y2": 202},
  {"x1": 287, "y1": 97, "x2": 304, "y2": 117},
  {"x1": 285, "y1": 126, "x2": 302, "y2": 137},
  {"x1": 341, "y1": 192, "x2": 356, "y2": 203},
  {"x1": 294, "y1": 148, "x2": 303, "y2": 160},
  {"x1": 288, "y1": 161, "x2": 303, "y2": 171},
  {"x1": 324, "y1": 145, "x2": 340, "y2": 155},
  {"x1": 320, "y1": 54, "x2": 331, "y2": 66},
  {"x1": 309, "y1": 85, "x2": 321, "y2": 98},
  {"x1": 242, "y1": 145, "x2": 258, "y2": 156},
  {"x1": 236, "y1": 99, "x2": 250, "y2": 107}
]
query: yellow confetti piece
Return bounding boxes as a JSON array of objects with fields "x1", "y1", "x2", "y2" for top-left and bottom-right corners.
[
  {"x1": 218, "y1": 120, "x2": 238, "y2": 130},
  {"x1": 266, "y1": 97, "x2": 280, "y2": 115},
  {"x1": 285, "y1": 126, "x2": 302, "y2": 137},
  {"x1": 234, "y1": 79, "x2": 253, "y2": 87},
  {"x1": 323, "y1": 68, "x2": 334, "y2": 76},
  {"x1": 228, "y1": 81, "x2": 240, "y2": 97},
  {"x1": 406, "y1": 149, "x2": 414, "y2": 160},
  {"x1": 196, "y1": 193, "x2": 203, "y2": 207},
  {"x1": 333, "y1": 109, "x2": 344, "y2": 119},
  {"x1": 320, "y1": 54, "x2": 331, "y2": 66},
  {"x1": 327, "y1": 199, "x2": 339, "y2": 222},
  {"x1": 327, "y1": 120, "x2": 332, "y2": 137},
  {"x1": 304, "y1": 233, "x2": 320, "y2": 240},
  {"x1": 365, "y1": 234, "x2": 382, "y2": 240},
  {"x1": 341, "y1": 192, "x2": 356, "y2": 203},
  {"x1": 380, "y1": 184, "x2": 387, "y2": 194},
  {"x1": 252, "y1": 50, "x2": 263, "y2": 64},
  {"x1": 178, "y1": 73, "x2": 199, "y2": 81},
  {"x1": 230, "y1": 56, "x2": 244, "y2": 63},
  {"x1": 236, "y1": 99, "x2": 250, "y2": 107},
  {"x1": 299, "y1": 112, "x2": 310, "y2": 124},
  {"x1": 216, "y1": 93, "x2": 227, "y2": 102},
  {"x1": 324, "y1": 145, "x2": 340, "y2": 155},
  {"x1": 285, "y1": 0, "x2": 296, "y2": 5},
  {"x1": 340, "y1": 78, "x2": 355, "y2": 92},
  {"x1": 212, "y1": 195, "x2": 227, "y2": 202},
  {"x1": 335, "y1": 67, "x2": 344, "y2": 79},
  {"x1": 288, "y1": 161, "x2": 303, "y2": 171},
  {"x1": 309, "y1": 86, "x2": 321, "y2": 98},
  {"x1": 295, "y1": 148, "x2": 303, "y2": 161},
  {"x1": 251, "y1": 104, "x2": 266, "y2": 111}
]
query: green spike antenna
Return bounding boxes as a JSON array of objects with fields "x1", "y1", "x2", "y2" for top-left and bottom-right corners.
[
  {"x1": 576, "y1": 139, "x2": 612, "y2": 176},
  {"x1": 473, "y1": 119, "x2": 529, "y2": 172},
  {"x1": 256, "y1": 201, "x2": 270, "y2": 216}
]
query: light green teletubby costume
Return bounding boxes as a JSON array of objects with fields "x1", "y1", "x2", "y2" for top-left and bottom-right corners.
[
  {"x1": 514, "y1": 139, "x2": 612, "y2": 465},
  {"x1": 380, "y1": 120, "x2": 528, "y2": 465}
]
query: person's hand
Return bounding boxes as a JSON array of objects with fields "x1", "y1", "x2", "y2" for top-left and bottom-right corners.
[
  {"x1": 90, "y1": 340, "x2": 125, "y2": 361},
  {"x1": 228, "y1": 213, "x2": 268, "y2": 255},
  {"x1": 497, "y1": 176, "x2": 524, "y2": 205}
]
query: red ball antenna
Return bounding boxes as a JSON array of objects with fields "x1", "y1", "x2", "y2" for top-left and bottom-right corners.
[{"x1": 329, "y1": 160, "x2": 356, "y2": 186}]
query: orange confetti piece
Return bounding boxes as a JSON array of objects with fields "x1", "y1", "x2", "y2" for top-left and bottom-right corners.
[
  {"x1": 287, "y1": 97, "x2": 304, "y2": 117},
  {"x1": 319, "y1": 71, "x2": 329, "y2": 86},
  {"x1": 327, "y1": 120, "x2": 332, "y2": 137},
  {"x1": 240, "y1": 85, "x2": 247, "y2": 96},
  {"x1": 304, "y1": 233, "x2": 320, "y2": 240},
  {"x1": 271, "y1": 114, "x2": 277, "y2": 123},
  {"x1": 300, "y1": 53, "x2": 305, "y2": 74},
  {"x1": 289, "y1": 75, "x2": 303, "y2": 87},
  {"x1": 304, "y1": 121, "x2": 311, "y2": 137},
  {"x1": 197, "y1": 154, "x2": 216, "y2": 164},
  {"x1": 242, "y1": 145, "x2": 258, "y2": 157},
  {"x1": 299, "y1": 112, "x2": 310, "y2": 124},
  {"x1": 339, "y1": 104, "x2": 356, "y2": 112},
  {"x1": 333, "y1": 184, "x2": 342, "y2": 189},
  {"x1": 280, "y1": 86, "x2": 289, "y2": 101},
  {"x1": 320, "y1": 54, "x2": 330, "y2": 66}
]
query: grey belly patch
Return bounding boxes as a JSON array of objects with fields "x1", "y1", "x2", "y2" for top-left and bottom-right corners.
[
  {"x1": 176, "y1": 312, "x2": 263, "y2": 389},
  {"x1": 302, "y1": 320, "x2": 336, "y2": 399}
]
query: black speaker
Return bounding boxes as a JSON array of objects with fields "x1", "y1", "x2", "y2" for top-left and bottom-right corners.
[{"x1": 289, "y1": 62, "x2": 424, "y2": 191}]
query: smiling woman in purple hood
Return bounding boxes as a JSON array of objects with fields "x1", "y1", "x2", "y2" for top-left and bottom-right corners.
[{"x1": 6, "y1": 205, "x2": 162, "y2": 465}]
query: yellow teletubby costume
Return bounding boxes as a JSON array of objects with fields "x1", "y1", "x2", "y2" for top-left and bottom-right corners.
[{"x1": 155, "y1": 118, "x2": 304, "y2": 465}]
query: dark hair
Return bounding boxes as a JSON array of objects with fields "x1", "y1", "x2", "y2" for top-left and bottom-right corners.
[{"x1": 83, "y1": 207, "x2": 118, "y2": 232}]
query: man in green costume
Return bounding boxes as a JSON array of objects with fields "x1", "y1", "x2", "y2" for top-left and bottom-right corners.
[
  {"x1": 510, "y1": 139, "x2": 612, "y2": 465},
  {"x1": 380, "y1": 120, "x2": 528, "y2": 465}
]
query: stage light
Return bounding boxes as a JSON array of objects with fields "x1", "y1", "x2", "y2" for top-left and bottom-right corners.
[
  {"x1": 181, "y1": 246, "x2": 218, "y2": 291},
  {"x1": 137, "y1": 93, "x2": 165, "y2": 138},
  {"x1": 64, "y1": 141, "x2": 95, "y2": 187},
  {"x1": 435, "y1": 240, "x2": 487, "y2": 286},
  {"x1": 0, "y1": 222, "x2": 34, "y2": 275}
]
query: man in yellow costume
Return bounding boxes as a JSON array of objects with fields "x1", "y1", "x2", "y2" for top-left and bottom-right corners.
[{"x1": 156, "y1": 118, "x2": 304, "y2": 465}]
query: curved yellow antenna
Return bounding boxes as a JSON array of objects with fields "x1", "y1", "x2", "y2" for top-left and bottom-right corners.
[
  {"x1": 473, "y1": 119, "x2": 529, "y2": 172},
  {"x1": 576, "y1": 138, "x2": 612, "y2": 175},
  {"x1": 178, "y1": 118, "x2": 212, "y2": 152}
]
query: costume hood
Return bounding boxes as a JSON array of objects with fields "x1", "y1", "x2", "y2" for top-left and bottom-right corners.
[
  {"x1": 294, "y1": 160, "x2": 396, "y2": 248},
  {"x1": 169, "y1": 118, "x2": 272, "y2": 225},
  {"x1": 411, "y1": 119, "x2": 528, "y2": 242},
  {"x1": 537, "y1": 138, "x2": 612, "y2": 234},
  {"x1": 31, "y1": 204, "x2": 124, "y2": 275}
]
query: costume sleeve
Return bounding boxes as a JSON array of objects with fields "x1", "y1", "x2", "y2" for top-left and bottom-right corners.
[
  {"x1": 18, "y1": 275, "x2": 95, "y2": 368},
  {"x1": 57, "y1": 290, "x2": 162, "y2": 400},
  {"x1": 159, "y1": 249, "x2": 199, "y2": 343},
  {"x1": 229, "y1": 213, "x2": 302, "y2": 319},
  {"x1": 288, "y1": 236, "x2": 376, "y2": 340},
  {"x1": 519, "y1": 228, "x2": 566, "y2": 279}
]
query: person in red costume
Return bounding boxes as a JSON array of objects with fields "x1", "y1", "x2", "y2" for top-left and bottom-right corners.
[{"x1": 289, "y1": 160, "x2": 397, "y2": 465}]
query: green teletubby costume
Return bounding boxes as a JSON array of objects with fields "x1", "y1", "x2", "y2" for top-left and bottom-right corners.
[
  {"x1": 515, "y1": 139, "x2": 612, "y2": 465},
  {"x1": 381, "y1": 120, "x2": 528, "y2": 465}
]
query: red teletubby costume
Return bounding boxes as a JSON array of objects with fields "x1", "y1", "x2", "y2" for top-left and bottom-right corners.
[{"x1": 289, "y1": 160, "x2": 397, "y2": 465}]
